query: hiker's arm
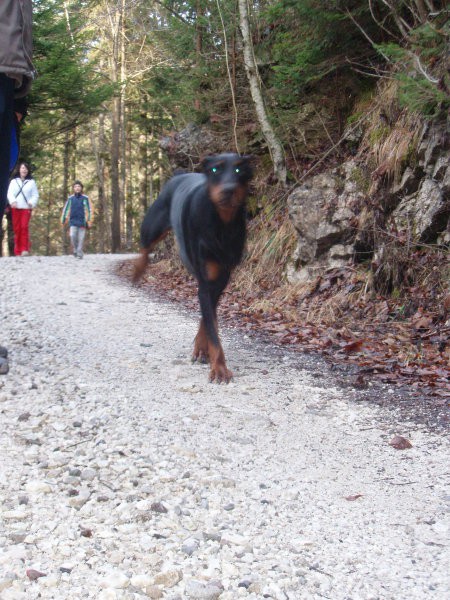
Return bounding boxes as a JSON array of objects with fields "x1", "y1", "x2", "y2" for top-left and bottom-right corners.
[
  {"x1": 7, "y1": 180, "x2": 17, "y2": 208},
  {"x1": 28, "y1": 180, "x2": 39, "y2": 208}
]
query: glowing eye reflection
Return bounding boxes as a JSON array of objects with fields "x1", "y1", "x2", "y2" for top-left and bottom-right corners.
[{"x1": 235, "y1": 168, "x2": 240, "y2": 173}]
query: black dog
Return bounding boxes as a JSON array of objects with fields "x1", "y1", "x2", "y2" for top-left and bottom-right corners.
[{"x1": 134, "y1": 153, "x2": 253, "y2": 383}]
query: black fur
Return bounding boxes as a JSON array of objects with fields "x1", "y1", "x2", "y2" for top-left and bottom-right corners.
[{"x1": 135, "y1": 153, "x2": 253, "y2": 382}]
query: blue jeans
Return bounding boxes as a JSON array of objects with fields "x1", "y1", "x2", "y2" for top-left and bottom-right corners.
[
  {"x1": 70, "y1": 226, "x2": 86, "y2": 257},
  {"x1": 0, "y1": 74, "x2": 15, "y2": 222}
]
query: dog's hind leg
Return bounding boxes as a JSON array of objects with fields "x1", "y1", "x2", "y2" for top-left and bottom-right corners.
[
  {"x1": 133, "y1": 189, "x2": 172, "y2": 283},
  {"x1": 192, "y1": 319, "x2": 209, "y2": 364}
]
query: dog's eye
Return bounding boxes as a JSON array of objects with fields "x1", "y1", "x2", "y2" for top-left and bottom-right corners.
[
  {"x1": 211, "y1": 167, "x2": 218, "y2": 174},
  {"x1": 235, "y1": 168, "x2": 240, "y2": 173}
]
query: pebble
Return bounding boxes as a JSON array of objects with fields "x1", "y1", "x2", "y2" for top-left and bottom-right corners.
[
  {"x1": 153, "y1": 570, "x2": 182, "y2": 587},
  {"x1": 181, "y1": 538, "x2": 199, "y2": 556},
  {"x1": 25, "y1": 480, "x2": 53, "y2": 494},
  {"x1": 184, "y1": 579, "x2": 223, "y2": 599},
  {"x1": 80, "y1": 468, "x2": 97, "y2": 481}
]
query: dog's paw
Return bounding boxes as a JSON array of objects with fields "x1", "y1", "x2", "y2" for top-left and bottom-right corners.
[
  {"x1": 192, "y1": 349, "x2": 209, "y2": 364},
  {"x1": 209, "y1": 363, "x2": 233, "y2": 384}
]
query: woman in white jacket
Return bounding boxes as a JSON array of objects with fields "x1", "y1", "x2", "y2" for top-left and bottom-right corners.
[{"x1": 7, "y1": 161, "x2": 38, "y2": 256}]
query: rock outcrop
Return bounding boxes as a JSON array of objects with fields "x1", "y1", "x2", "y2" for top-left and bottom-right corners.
[
  {"x1": 287, "y1": 114, "x2": 449, "y2": 283},
  {"x1": 159, "y1": 124, "x2": 216, "y2": 171}
]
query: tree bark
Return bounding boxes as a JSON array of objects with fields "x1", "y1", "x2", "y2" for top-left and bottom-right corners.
[
  {"x1": 125, "y1": 119, "x2": 133, "y2": 250},
  {"x1": 120, "y1": 6, "x2": 128, "y2": 249},
  {"x1": 138, "y1": 123, "x2": 149, "y2": 220},
  {"x1": 237, "y1": 0, "x2": 286, "y2": 185},
  {"x1": 90, "y1": 113, "x2": 107, "y2": 253},
  {"x1": 111, "y1": 90, "x2": 121, "y2": 252},
  {"x1": 62, "y1": 131, "x2": 70, "y2": 255},
  {"x1": 109, "y1": 0, "x2": 124, "y2": 253},
  {"x1": 46, "y1": 145, "x2": 57, "y2": 256},
  {"x1": 194, "y1": 1, "x2": 204, "y2": 112}
]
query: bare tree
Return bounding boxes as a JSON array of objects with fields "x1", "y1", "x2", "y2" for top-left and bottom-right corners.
[
  {"x1": 90, "y1": 113, "x2": 108, "y2": 253},
  {"x1": 238, "y1": 0, "x2": 286, "y2": 185},
  {"x1": 107, "y1": 0, "x2": 125, "y2": 253}
]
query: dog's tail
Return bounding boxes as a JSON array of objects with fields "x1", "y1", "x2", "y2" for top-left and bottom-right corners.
[{"x1": 132, "y1": 248, "x2": 150, "y2": 284}]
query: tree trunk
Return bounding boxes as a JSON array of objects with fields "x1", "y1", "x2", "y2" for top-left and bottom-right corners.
[
  {"x1": 46, "y1": 145, "x2": 57, "y2": 256},
  {"x1": 414, "y1": 0, "x2": 428, "y2": 24},
  {"x1": 109, "y1": 1, "x2": 124, "y2": 253},
  {"x1": 62, "y1": 131, "x2": 70, "y2": 255},
  {"x1": 194, "y1": 1, "x2": 204, "y2": 112},
  {"x1": 120, "y1": 7, "x2": 128, "y2": 249},
  {"x1": 0, "y1": 216, "x2": 4, "y2": 256},
  {"x1": 6, "y1": 210, "x2": 14, "y2": 256},
  {"x1": 111, "y1": 92, "x2": 121, "y2": 252},
  {"x1": 90, "y1": 113, "x2": 107, "y2": 253},
  {"x1": 125, "y1": 119, "x2": 133, "y2": 250},
  {"x1": 138, "y1": 125, "x2": 148, "y2": 221},
  {"x1": 237, "y1": 0, "x2": 286, "y2": 185}
]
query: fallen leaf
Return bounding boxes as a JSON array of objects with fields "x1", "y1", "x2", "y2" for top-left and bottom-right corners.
[
  {"x1": 413, "y1": 316, "x2": 433, "y2": 330},
  {"x1": 389, "y1": 435, "x2": 412, "y2": 449},
  {"x1": 341, "y1": 340, "x2": 364, "y2": 354},
  {"x1": 345, "y1": 494, "x2": 363, "y2": 501},
  {"x1": 443, "y1": 294, "x2": 450, "y2": 312}
]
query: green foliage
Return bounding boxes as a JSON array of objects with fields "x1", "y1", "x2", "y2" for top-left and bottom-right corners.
[
  {"x1": 377, "y1": 17, "x2": 449, "y2": 117},
  {"x1": 23, "y1": 0, "x2": 113, "y2": 160},
  {"x1": 368, "y1": 124, "x2": 390, "y2": 145},
  {"x1": 261, "y1": 1, "x2": 378, "y2": 106},
  {"x1": 396, "y1": 74, "x2": 449, "y2": 117},
  {"x1": 349, "y1": 166, "x2": 371, "y2": 193},
  {"x1": 409, "y1": 21, "x2": 449, "y2": 59}
]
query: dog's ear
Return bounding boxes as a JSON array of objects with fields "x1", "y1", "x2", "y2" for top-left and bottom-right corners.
[
  {"x1": 239, "y1": 154, "x2": 254, "y2": 180},
  {"x1": 201, "y1": 156, "x2": 214, "y2": 173},
  {"x1": 240, "y1": 154, "x2": 254, "y2": 166}
]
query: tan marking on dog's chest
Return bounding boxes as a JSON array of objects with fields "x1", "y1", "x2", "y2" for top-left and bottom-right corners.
[{"x1": 205, "y1": 260, "x2": 221, "y2": 281}]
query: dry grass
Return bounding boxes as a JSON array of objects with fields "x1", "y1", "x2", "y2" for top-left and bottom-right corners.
[
  {"x1": 232, "y1": 202, "x2": 297, "y2": 295},
  {"x1": 372, "y1": 231, "x2": 449, "y2": 296},
  {"x1": 360, "y1": 80, "x2": 422, "y2": 186}
]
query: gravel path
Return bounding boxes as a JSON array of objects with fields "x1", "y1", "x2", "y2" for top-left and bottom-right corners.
[{"x1": 0, "y1": 255, "x2": 448, "y2": 600}]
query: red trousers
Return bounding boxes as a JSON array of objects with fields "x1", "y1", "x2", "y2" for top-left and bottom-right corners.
[{"x1": 11, "y1": 208, "x2": 32, "y2": 255}]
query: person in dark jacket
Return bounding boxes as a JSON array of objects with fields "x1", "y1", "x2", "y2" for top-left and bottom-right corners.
[
  {"x1": 0, "y1": 0, "x2": 34, "y2": 223},
  {"x1": 61, "y1": 181, "x2": 93, "y2": 259},
  {"x1": 0, "y1": 0, "x2": 35, "y2": 375}
]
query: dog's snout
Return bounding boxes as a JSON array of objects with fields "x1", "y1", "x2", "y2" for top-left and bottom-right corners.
[{"x1": 220, "y1": 183, "x2": 237, "y2": 198}]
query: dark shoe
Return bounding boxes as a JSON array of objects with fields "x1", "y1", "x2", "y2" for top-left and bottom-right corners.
[
  {"x1": 0, "y1": 346, "x2": 7, "y2": 358},
  {"x1": 0, "y1": 357, "x2": 9, "y2": 375}
]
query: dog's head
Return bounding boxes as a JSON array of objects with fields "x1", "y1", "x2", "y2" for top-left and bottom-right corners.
[{"x1": 202, "y1": 153, "x2": 253, "y2": 222}]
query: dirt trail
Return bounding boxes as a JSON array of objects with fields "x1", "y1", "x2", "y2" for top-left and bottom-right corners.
[{"x1": 0, "y1": 255, "x2": 448, "y2": 599}]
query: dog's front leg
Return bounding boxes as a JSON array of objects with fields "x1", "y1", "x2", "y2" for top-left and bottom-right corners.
[
  {"x1": 197, "y1": 275, "x2": 232, "y2": 383},
  {"x1": 208, "y1": 342, "x2": 232, "y2": 384}
]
